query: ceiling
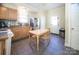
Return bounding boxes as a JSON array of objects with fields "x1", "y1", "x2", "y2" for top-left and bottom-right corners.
[
  {"x1": 2, "y1": 3, "x2": 65, "y2": 12},
  {"x1": 26, "y1": 3, "x2": 65, "y2": 11}
]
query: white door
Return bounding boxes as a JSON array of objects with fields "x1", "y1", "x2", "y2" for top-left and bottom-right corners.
[
  {"x1": 50, "y1": 16, "x2": 60, "y2": 34},
  {"x1": 70, "y1": 4, "x2": 79, "y2": 50}
]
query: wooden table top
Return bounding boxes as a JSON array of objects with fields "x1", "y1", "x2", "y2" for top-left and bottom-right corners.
[
  {"x1": 29, "y1": 29, "x2": 49, "y2": 36},
  {"x1": 0, "y1": 35, "x2": 8, "y2": 41}
]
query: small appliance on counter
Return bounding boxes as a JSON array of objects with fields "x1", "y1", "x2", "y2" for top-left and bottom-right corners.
[{"x1": 0, "y1": 21, "x2": 8, "y2": 29}]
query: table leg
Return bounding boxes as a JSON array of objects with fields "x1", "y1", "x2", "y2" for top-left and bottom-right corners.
[
  {"x1": 29, "y1": 33, "x2": 30, "y2": 42},
  {"x1": 36, "y1": 35, "x2": 39, "y2": 52}
]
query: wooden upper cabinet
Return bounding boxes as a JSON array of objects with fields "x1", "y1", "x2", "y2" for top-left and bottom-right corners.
[
  {"x1": 8, "y1": 8, "x2": 17, "y2": 20},
  {"x1": 0, "y1": 6, "x2": 8, "y2": 19},
  {"x1": 0, "y1": 6, "x2": 17, "y2": 20}
]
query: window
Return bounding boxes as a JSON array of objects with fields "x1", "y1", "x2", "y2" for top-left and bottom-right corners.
[
  {"x1": 17, "y1": 6, "x2": 28, "y2": 24},
  {"x1": 51, "y1": 16, "x2": 58, "y2": 25}
]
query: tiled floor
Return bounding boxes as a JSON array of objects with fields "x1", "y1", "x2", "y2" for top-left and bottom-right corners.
[{"x1": 11, "y1": 34, "x2": 79, "y2": 55}]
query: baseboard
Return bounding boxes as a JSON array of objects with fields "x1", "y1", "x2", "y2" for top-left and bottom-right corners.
[{"x1": 50, "y1": 33, "x2": 59, "y2": 36}]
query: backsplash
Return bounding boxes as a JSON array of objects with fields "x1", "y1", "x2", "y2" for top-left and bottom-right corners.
[
  {"x1": 0, "y1": 19, "x2": 29, "y2": 28},
  {"x1": 5, "y1": 20, "x2": 19, "y2": 27},
  {"x1": 0, "y1": 20, "x2": 19, "y2": 27}
]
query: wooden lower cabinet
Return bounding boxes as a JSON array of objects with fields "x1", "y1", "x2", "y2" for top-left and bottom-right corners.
[
  {"x1": 11, "y1": 26, "x2": 30, "y2": 41},
  {"x1": 0, "y1": 40, "x2": 5, "y2": 55}
]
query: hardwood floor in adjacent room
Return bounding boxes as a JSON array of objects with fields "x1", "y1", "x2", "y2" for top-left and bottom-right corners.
[{"x1": 11, "y1": 34, "x2": 79, "y2": 55}]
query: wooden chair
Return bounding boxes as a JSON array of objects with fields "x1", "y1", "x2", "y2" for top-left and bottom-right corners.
[
  {"x1": 39, "y1": 28, "x2": 50, "y2": 50},
  {"x1": 29, "y1": 27, "x2": 37, "y2": 51},
  {"x1": 29, "y1": 28, "x2": 50, "y2": 52},
  {"x1": 40, "y1": 28, "x2": 50, "y2": 39}
]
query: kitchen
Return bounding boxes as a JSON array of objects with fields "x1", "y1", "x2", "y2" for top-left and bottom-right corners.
[
  {"x1": 0, "y1": 3, "x2": 66, "y2": 55},
  {"x1": 0, "y1": 3, "x2": 45, "y2": 55},
  {"x1": 1, "y1": 3, "x2": 78, "y2": 55},
  {"x1": 0, "y1": 3, "x2": 30, "y2": 54}
]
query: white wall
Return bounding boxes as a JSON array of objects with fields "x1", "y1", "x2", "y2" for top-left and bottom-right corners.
[
  {"x1": 37, "y1": 11, "x2": 46, "y2": 29},
  {"x1": 29, "y1": 11, "x2": 38, "y2": 18},
  {"x1": 17, "y1": 6, "x2": 29, "y2": 24},
  {"x1": 46, "y1": 6, "x2": 65, "y2": 29},
  {"x1": 65, "y1": 4, "x2": 71, "y2": 47}
]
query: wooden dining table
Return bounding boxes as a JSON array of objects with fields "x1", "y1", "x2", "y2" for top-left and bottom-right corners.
[{"x1": 29, "y1": 29, "x2": 49, "y2": 52}]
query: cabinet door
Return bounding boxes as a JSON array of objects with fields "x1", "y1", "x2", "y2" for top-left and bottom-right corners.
[
  {"x1": 8, "y1": 8, "x2": 17, "y2": 20},
  {"x1": 12, "y1": 9, "x2": 17, "y2": 20},
  {"x1": 11, "y1": 26, "x2": 30, "y2": 41},
  {"x1": 11, "y1": 27, "x2": 20, "y2": 40},
  {"x1": 0, "y1": 41, "x2": 2, "y2": 54},
  {"x1": 0, "y1": 7, "x2": 9, "y2": 19},
  {"x1": 8, "y1": 8, "x2": 13, "y2": 20},
  {"x1": 0, "y1": 6, "x2": 17, "y2": 20},
  {"x1": 0, "y1": 41, "x2": 4, "y2": 55}
]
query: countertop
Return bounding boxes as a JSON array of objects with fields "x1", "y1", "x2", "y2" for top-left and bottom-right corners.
[{"x1": 0, "y1": 30, "x2": 8, "y2": 41}]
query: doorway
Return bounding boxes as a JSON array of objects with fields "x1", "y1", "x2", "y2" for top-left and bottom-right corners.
[{"x1": 50, "y1": 16, "x2": 60, "y2": 34}]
